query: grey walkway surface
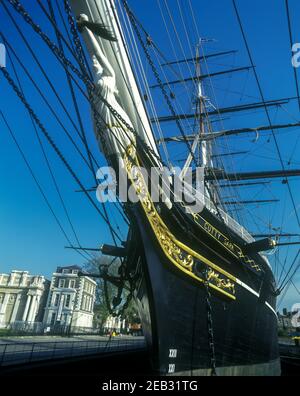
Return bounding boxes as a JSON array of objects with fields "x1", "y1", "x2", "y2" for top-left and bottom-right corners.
[{"x1": 0, "y1": 335, "x2": 146, "y2": 367}]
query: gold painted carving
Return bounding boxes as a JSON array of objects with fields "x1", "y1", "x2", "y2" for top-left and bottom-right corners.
[{"x1": 124, "y1": 146, "x2": 236, "y2": 300}]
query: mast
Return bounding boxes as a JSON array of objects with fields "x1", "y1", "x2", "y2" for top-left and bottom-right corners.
[
  {"x1": 197, "y1": 43, "x2": 209, "y2": 168},
  {"x1": 179, "y1": 41, "x2": 214, "y2": 208},
  {"x1": 180, "y1": 43, "x2": 204, "y2": 177}
]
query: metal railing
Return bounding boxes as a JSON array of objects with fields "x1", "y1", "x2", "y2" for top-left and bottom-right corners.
[
  {"x1": 0, "y1": 336, "x2": 146, "y2": 367},
  {"x1": 182, "y1": 184, "x2": 255, "y2": 243},
  {"x1": 187, "y1": 188, "x2": 272, "y2": 267}
]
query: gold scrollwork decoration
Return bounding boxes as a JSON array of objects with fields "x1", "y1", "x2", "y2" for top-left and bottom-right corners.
[
  {"x1": 207, "y1": 269, "x2": 235, "y2": 295},
  {"x1": 123, "y1": 146, "x2": 236, "y2": 300}
]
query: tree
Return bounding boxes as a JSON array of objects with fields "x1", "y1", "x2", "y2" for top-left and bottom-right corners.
[{"x1": 83, "y1": 255, "x2": 140, "y2": 330}]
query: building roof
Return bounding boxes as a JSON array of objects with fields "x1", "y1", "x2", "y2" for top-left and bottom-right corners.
[{"x1": 56, "y1": 265, "x2": 82, "y2": 273}]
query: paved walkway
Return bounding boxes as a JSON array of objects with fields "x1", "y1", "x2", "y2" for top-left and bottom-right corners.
[
  {"x1": 0, "y1": 335, "x2": 146, "y2": 367},
  {"x1": 0, "y1": 334, "x2": 135, "y2": 344}
]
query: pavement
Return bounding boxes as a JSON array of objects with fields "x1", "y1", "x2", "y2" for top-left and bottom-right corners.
[
  {"x1": 0, "y1": 334, "x2": 134, "y2": 344},
  {"x1": 278, "y1": 337, "x2": 295, "y2": 346},
  {"x1": 0, "y1": 335, "x2": 146, "y2": 367}
]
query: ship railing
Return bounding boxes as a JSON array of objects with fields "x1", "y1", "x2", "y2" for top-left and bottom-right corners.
[
  {"x1": 204, "y1": 198, "x2": 272, "y2": 268},
  {"x1": 186, "y1": 187, "x2": 255, "y2": 243},
  {"x1": 178, "y1": 185, "x2": 272, "y2": 268}
]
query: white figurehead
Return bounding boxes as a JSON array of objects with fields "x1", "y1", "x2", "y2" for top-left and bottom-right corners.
[{"x1": 77, "y1": 14, "x2": 136, "y2": 167}]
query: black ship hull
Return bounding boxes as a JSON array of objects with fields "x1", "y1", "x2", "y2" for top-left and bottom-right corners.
[
  {"x1": 118, "y1": 144, "x2": 281, "y2": 376},
  {"x1": 128, "y1": 205, "x2": 280, "y2": 376}
]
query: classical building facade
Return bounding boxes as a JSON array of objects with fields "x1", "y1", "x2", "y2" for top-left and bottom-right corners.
[
  {"x1": 43, "y1": 265, "x2": 96, "y2": 329},
  {"x1": 0, "y1": 270, "x2": 49, "y2": 329},
  {"x1": 104, "y1": 315, "x2": 126, "y2": 333},
  {"x1": 103, "y1": 315, "x2": 142, "y2": 335}
]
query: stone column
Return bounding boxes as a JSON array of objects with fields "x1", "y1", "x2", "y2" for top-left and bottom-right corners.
[
  {"x1": 10, "y1": 293, "x2": 22, "y2": 323},
  {"x1": 27, "y1": 295, "x2": 37, "y2": 322},
  {"x1": 0, "y1": 293, "x2": 10, "y2": 326},
  {"x1": 56, "y1": 294, "x2": 65, "y2": 322},
  {"x1": 34, "y1": 295, "x2": 41, "y2": 321},
  {"x1": 22, "y1": 294, "x2": 32, "y2": 322}
]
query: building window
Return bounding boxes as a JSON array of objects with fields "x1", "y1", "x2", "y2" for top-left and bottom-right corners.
[
  {"x1": 58, "y1": 279, "x2": 65, "y2": 288},
  {"x1": 81, "y1": 295, "x2": 86, "y2": 311},
  {"x1": 50, "y1": 312, "x2": 56, "y2": 325},
  {"x1": 72, "y1": 270, "x2": 78, "y2": 274},
  {"x1": 70, "y1": 280, "x2": 76, "y2": 288},
  {"x1": 62, "y1": 269, "x2": 69, "y2": 274},
  {"x1": 9, "y1": 295, "x2": 15, "y2": 303},
  {"x1": 54, "y1": 294, "x2": 60, "y2": 306},
  {"x1": 65, "y1": 295, "x2": 71, "y2": 308}
]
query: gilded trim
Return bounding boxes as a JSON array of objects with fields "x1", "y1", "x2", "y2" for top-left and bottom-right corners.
[{"x1": 124, "y1": 146, "x2": 236, "y2": 300}]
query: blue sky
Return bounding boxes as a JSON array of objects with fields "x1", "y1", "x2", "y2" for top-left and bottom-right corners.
[{"x1": 0, "y1": 0, "x2": 300, "y2": 311}]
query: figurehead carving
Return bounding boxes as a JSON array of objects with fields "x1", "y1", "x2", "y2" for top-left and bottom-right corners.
[{"x1": 77, "y1": 14, "x2": 136, "y2": 166}]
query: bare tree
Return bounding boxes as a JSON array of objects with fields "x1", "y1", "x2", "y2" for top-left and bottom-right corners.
[{"x1": 83, "y1": 255, "x2": 139, "y2": 330}]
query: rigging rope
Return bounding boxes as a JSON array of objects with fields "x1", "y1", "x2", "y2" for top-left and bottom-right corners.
[
  {"x1": 63, "y1": 0, "x2": 118, "y2": 246},
  {"x1": 6, "y1": 46, "x2": 93, "y2": 259},
  {"x1": 2, "y1": 3, "x2": 130, "y2": 226},
  {"x1": 278, "y1": 250, "x2": 300, "y2": 292},
  {"x1": 36, "y1": 0, "x2": 84, "y2": 70},
  {"x1": 5, "y1": 0, "x2": 167, "y2": 172},
  {"x1": 0, "y1": 66, "x2": 123, "y2": 243},
  {"x1": 285, "y1": 0, "x2": 300, "y2": 112},
  {"x1": 49, "y1": 0, "x2": 98, "y2": 183},
  {"x1": 0, "y1": 24, "x2": 97, "y2": 172},
  {"x1": 232, "y1": 0, "x2": 300, "y2": 228},
  {"x1": 119, "y1": 4, "x2": 172, "y2": 167},
  {"x1": 122, "y1": 0, "x2": 198, "y2": 168},
  {"x1": 0, "y1": 110, "x2": 91, "y2": 262},
  {"x1": 232, "y1": 0, "x2": 300, "y2": 288}
]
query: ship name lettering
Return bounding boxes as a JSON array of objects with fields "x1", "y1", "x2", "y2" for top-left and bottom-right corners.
[
  {"x1": 204, "y1": 222, "x2": 221, "y2": 240},
  {"x1": 194, "y1": 213, "x2": 260, "y2": 271},
  {"x1": 224, "y1": 239, "x2": 234, "y2": 251}
]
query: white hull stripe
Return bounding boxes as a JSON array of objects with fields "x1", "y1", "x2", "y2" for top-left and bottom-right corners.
[
  {"x1": 236, "y1": 279, "x2": 260, "y2": 297},
  {"x1": 235, "y1": 279, "x2": 277, "y2": 317},
  {"x1": 265, "y1": 301, "x2": 277, "y2": 316}
]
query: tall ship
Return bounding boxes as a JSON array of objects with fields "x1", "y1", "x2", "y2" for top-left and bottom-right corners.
[{"x1": 2, "y1": 0, "x2": 300, "y2": 376}]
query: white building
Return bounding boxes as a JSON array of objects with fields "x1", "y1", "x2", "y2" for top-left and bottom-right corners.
[
  {"x1": 104, "y1": 315, "x2": 126, "y2": 333},
  {"x1": 43, "y1": 265, "x2": 96, "y2": 329},
  {"x1": 0, "y1": 270, "x2": 49, "y2": 329}
]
